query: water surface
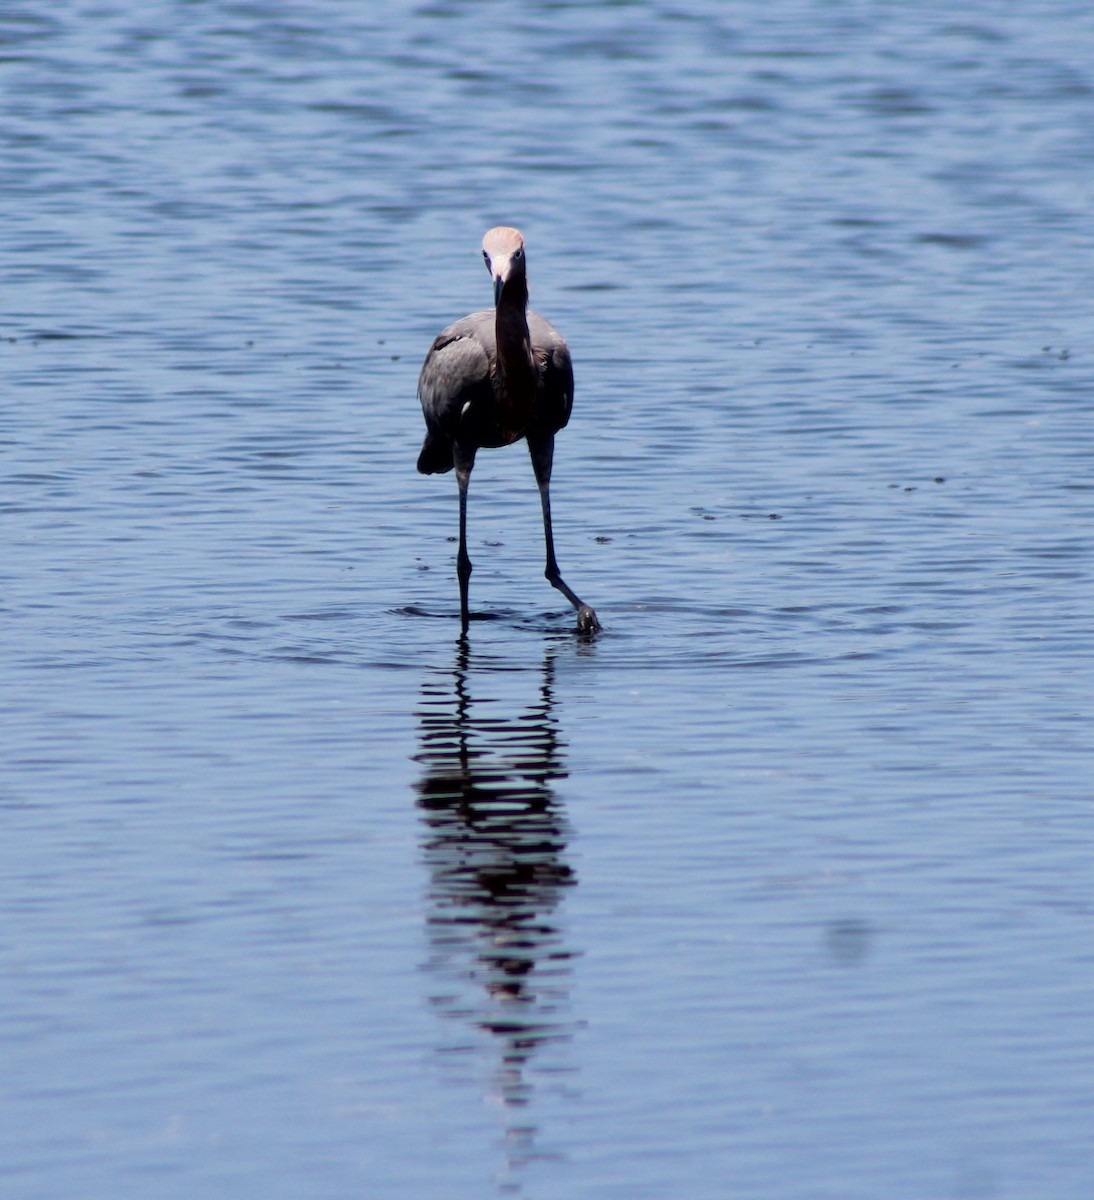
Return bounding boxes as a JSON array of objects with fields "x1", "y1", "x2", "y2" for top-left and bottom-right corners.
[{"x1": 3, "y1": 3, "x2": 1093, "y2": 1197}]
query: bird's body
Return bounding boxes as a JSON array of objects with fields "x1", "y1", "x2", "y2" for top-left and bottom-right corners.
[
  {"x1": 418, "y1": 309, "x2": 572, "y2": 469},
  {"x1": 417, "y1": 227, "x2": 599, "y2": 635}
]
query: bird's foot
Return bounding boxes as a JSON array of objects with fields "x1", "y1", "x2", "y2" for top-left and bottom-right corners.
[{"x1": 576, "y1": 605, "x2": 601, "y2": 636}]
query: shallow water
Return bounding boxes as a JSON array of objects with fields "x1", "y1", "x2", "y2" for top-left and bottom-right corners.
[{"x1": 3, "y1": 2, "x2": 1093, "y2": 1197}]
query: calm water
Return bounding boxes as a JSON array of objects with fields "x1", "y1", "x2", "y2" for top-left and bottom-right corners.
[{"x1": 3, "y1": 2, "x2": 1093, "y2": 1197}]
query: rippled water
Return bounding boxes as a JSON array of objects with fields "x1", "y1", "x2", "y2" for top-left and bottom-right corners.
[{"x1": 3, "y1": 3, "x2": 1093, "y2": 1197}]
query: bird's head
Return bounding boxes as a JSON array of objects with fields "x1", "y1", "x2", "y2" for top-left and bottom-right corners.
[{"x1": 482, "y1": 226, "x2": 526, "y2": 306}]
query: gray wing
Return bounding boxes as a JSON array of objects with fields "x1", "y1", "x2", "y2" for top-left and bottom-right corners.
[
  {"x1": 418, "y1": 310, "x2": 495, "y2": 436},
  {"x1": 529, "y1": 311, "x2": 574, "y2": 434},
  {"x1": 416, "y1": 311, "x2": 495, "y2": 474}
]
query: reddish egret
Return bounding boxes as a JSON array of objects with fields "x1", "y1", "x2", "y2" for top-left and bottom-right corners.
[{"x1": 417, "y1": 226, "x2": 600, "y2": 636}]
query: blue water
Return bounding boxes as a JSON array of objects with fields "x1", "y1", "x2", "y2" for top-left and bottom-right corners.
[{"x1": 3, "y1": 3, "x2": 1093, "y2": 1197}]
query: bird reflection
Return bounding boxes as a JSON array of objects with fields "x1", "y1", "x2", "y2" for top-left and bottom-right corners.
[{"x1": 414, "y1": 642, "x2": 579, "y2": 1169}]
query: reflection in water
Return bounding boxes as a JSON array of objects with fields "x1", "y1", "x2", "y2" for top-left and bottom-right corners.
[{"x1": 414, "y1": 644, "x2": 580, "y2": 1179}]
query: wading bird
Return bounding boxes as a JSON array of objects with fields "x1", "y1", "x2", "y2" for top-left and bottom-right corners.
[{"x1": 417, "y1": 226, "x2": 600, "y2": 636}]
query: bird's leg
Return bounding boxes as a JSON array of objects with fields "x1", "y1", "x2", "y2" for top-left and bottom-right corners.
[
  {"x1": 528, "y1": 434, "x2": 600, "y2": 634},
  {"x1": 454, "y1": 445, "x2": 476, "y2": 636}
]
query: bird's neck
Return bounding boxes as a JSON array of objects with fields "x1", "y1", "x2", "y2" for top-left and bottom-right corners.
[{"x1": 494, "y1": 278, "x2": 536, "y2": 418}]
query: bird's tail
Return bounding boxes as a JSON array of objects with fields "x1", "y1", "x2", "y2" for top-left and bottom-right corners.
[{"x1": 416, "y1": 431, "x2": 454, "y2": 475}]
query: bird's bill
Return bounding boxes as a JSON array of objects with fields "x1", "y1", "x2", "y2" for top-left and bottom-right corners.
[{"x1": 493, "y1": 274, "x2": 505, "y2": 306}]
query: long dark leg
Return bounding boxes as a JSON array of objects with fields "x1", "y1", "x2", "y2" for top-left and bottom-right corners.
[
  {"x1": 528, "y1": 433, "x2": 600, "y2": 634},
  {"x1": 454, "y1": 445, "x2": 476, "y2": 636}
]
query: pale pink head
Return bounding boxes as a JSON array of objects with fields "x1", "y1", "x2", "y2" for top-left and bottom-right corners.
[{"x1": 482, "y1": 226, "x2": 526, "y2": 305}]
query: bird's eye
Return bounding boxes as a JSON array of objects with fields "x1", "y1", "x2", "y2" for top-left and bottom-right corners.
[
  {"x1": 513, "y1": 247, "x2": 524, "y2": 260},
  {"x1": 482, "y1": 250, "x2": 490, "y2": 264}
]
